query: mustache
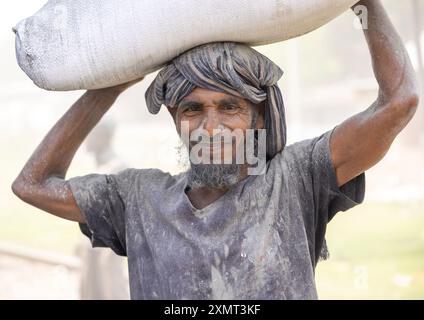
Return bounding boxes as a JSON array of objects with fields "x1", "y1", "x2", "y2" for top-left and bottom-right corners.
[{"x1": 189, "y1": 134, "x2": 237, "y2": 148}]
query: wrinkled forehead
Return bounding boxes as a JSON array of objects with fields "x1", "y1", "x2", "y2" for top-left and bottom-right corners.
[{"x1": 178, "y1": 87, "x2": 245, "y2": 105}]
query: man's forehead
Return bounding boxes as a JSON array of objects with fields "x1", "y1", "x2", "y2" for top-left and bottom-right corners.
[{"x1": 180, "y1": 88, "x2": 246, "y2": 106}]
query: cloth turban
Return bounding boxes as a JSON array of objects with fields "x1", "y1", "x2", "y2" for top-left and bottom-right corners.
[{"x1": 145, "y1": 42, "x2": 286, "y2": 159}]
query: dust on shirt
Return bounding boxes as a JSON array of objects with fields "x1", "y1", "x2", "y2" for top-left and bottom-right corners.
[{"x1": 69, "y1": 128, "x2": 365, "y2": 299}]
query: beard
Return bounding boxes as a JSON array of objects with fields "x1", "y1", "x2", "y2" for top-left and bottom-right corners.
[
  {"x1": 176, "y1": 142, "x2": 243, "y2": 189},
  {"x1": 187, "y1": 162, "x2": 242, "y2": 189},
  {"x1": 177, "y1": 137, "x2": 262, "y2": 190}
]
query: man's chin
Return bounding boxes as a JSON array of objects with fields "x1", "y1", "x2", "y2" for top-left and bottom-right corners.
[{"x1": 186, "y1": 163, "x2": 242, "y2": 190}]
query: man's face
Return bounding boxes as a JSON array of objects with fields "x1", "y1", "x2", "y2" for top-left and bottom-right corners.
[
  {"x1": 167, "y1": 87, "x2": 265, "y2": 189},
  {"x1": 169, "y1": 88, "x2": 264, "y2": 161}
]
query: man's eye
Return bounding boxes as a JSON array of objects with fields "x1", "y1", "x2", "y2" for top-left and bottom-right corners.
[
  {"x1": 223, "y1": 104, "x2": 238, "y2": 111},
  {"x1": 184, "y1": 106, "x2": 201, "y2": 114}
]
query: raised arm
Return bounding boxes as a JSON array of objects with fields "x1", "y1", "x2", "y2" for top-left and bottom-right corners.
[
  {"x1": 331, "y1": 0, "x2": 420, "y2": 187},
  {"x1": 11, "y1": 80, "x2": 141, "y2": 223}
]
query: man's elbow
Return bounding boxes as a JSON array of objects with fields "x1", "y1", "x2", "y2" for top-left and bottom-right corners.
[
  {"x1": 11, "y1": 175, "x2": 41, "y2": 205},
  {"x1": 11, "y1": 176, "x2": 31, "y2": 202},
  {"x1": 389, "y1": 91, "x2": 420, "y2": 121},
  {"x1": 404, "y1": 91, "x2": 420, "y2": 112},
  {"x1": 11, "y1": 176, "x2": 84, "y2": 223}
]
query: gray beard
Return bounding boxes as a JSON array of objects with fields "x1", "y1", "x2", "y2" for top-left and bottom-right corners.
[
  {"x1": 175, "y1": 142, "x2": 242, "y2": 189},
  {"x1": 186, "y1": 163, "x2": 242, "y2": 189}
]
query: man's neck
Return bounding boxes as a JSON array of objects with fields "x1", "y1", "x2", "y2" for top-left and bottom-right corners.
[
  {"x1": 185, "y1": 165, "x2": 249, "y2": 210},
  {"x1": 186, "y1": 186, "x2": 228, "y2": 210}
]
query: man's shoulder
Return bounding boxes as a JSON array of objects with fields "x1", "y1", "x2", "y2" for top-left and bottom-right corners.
[
  {"x1": 276, "y1": 130, "x2": 333, "y2": 162},
  {"x1": 114, "y1": 167, "x2": 182, "y2": 191},
  {"x1": 266, "y1": 129, "x2": 334, "y2": 179}
]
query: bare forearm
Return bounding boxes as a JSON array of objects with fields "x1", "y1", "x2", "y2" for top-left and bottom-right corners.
[
  {"x1": 12, "y1": 78, "x2": 141, "y2": 221},
  {"x1": 355, "y1": 0, "x2": 419, "y2": 102},
  {"x1": 331, "y1": 1, "x2": 420, "y2": 187},
  {"x1": 17, "y1": 89, "x2": 120, "y2": 183},
  {"x1": 12, "y1": 89, "x2": 121, "y2": 221}
]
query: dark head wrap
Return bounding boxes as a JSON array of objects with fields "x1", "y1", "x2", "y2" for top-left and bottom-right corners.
[{"x1": 145, "y1": 42, "x2": 286, "y2": 158}]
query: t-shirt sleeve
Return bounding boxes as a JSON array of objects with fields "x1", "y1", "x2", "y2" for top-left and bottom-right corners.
[
  {"x1": 68, "y1": 169, "x2": 135, "y2": 256},
  {"x1": 307, "y1": 128, "x2": 366, "y2": 223},
  {"x1": 273, "y1": 127, "x2": 365, "y2": 265},
  {"x1": 283, "y1": 128, "x2": 366, "y2": 224}
]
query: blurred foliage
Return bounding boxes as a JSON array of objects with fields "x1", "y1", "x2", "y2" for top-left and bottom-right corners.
[{"x1": 316, "y1": 202, "x2": 424, "y2": 299}]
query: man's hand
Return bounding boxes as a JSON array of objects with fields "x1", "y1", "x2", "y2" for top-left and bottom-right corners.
[
  {"x1": 330, "y1": 0, "x2": 420, "y2": 187},
  {"x1": 12, "y1": 78, "x2": 144, "y2": 222}
]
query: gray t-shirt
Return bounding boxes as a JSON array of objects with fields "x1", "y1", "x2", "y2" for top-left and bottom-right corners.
[{"x1": 69, "y1": 129, "x2": 365, "y2": 300}]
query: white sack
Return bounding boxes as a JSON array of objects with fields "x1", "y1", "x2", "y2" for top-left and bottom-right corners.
[{"x1": 14, "y1": 0, "x2": 358, "y2": 91}]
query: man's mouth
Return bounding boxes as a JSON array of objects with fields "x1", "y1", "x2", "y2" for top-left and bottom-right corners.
[
  {"x1": 188, "y1": 140, "x2": 236, "y2": 164},
  {"x1": 190, "y1": 135, "x2": 236, "y2": 148},
  {"x1": 195, "y1": 141, "x2": 233, "y2": 148},
  {"x1": 190, "y1": 140, "x2": 234, "y2": 153}
]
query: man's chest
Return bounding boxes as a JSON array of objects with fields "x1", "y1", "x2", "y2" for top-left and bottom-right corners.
[{"x1": 125, "y1": 200, "x2": 315, "y2": 299}]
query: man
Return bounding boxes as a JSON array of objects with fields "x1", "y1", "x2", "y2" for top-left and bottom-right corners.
[{"x1": 12, "y1": 0, "x2": 419, "y2": 299}]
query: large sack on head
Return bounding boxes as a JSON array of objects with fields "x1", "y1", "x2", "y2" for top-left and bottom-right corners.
[{"x1": 13, "y1": 0, "x2": 358, "y2": 91}]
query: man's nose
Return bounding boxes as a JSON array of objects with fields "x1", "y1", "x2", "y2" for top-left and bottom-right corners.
[{"x1": 201, "y1": 111, "x2": 221, "y2": 136}]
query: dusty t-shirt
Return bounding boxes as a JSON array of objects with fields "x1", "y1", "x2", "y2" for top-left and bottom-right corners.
[{"x1": 69, "y1": 129, "x2": 365, "y2": 300}]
